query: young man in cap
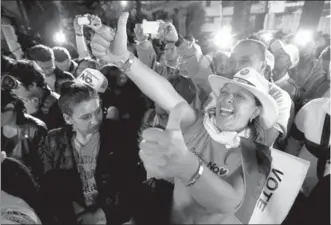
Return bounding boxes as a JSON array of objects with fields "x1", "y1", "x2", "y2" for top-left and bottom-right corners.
[{"x1": 270, "y1": 39, "x2": 303, "y2": 111}]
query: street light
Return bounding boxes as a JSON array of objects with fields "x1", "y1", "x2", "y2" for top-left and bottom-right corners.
[
  {"x1": 294, "y1": 29, "x2": 313, "y2": 46},
  {"x1": 213, "y1": 26, "x2": 233, "y2": 50},
  {"x1": 121, "y1": 1, "x2": 128, "y2": 7},
  {"x1": 53, "y1": 31, "x2": 66, "y2": 44}
]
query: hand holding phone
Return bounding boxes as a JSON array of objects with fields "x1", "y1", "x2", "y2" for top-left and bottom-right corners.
[
  {"x1": 142, "y1": 20, "x2": 160, "y2": 35},
  {"x1": 77, "y1": 15, "x2": 91, "y2": 26}
]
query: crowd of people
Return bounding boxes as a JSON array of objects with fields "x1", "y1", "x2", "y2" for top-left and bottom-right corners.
[{"x1": 1, "y1": 12, "x2": 330, "y2": 225}]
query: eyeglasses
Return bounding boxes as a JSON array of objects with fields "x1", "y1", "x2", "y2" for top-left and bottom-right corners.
[{"x1": 1, "y1": 75, "x2": 21, "y2": 90}]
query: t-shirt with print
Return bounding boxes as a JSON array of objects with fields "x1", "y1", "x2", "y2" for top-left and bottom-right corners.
[
  {"x1": 171, "y1": 117, "x2": 244, "y2": 224},
  {"x1": 73, "y1": 132, "x2": 100, "y2": 207}
]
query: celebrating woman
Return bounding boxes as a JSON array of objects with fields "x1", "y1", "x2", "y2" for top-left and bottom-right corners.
[{"x1": 90, "y1": 13, "x2": 280, "y2": 224}]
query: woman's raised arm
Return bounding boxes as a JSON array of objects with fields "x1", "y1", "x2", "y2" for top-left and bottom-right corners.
[{"x1": 90, "y1": 13, "x2": 196, "y2": 129}]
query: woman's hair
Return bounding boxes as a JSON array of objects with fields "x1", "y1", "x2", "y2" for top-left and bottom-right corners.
[
  {"x1": 58, "y1": 81, "x2": 99, "y2": 116},
  {"x1": 99, "y1": 65, "x2": 123, "y2": 90},
  {"x1": 1, "y1": 89, "x2": 26, "y2": 124},
  {"x1": 1, "y1": 157, "x2": 41, "y2": 217}
]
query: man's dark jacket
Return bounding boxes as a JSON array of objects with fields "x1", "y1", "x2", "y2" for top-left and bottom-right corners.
[{"x1": 38, "y1": 119, "x2": 146, "y2": 225}]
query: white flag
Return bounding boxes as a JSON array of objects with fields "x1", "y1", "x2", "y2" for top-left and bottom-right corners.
[{"x1": 249, "y1": 149, "x2": 310, "y2": 224}]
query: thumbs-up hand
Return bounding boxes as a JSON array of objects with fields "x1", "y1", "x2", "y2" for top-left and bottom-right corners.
[
  {"x1": 90, "y1": 12, "x2": 130, "y2": 66},
  {"x1": 139, "y1": 102, "x2": 199, "y2": 181}
]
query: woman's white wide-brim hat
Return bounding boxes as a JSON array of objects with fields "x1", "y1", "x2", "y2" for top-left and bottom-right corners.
[{"x1": 208, "y1": 67, "x2": 279, "y2": 129}]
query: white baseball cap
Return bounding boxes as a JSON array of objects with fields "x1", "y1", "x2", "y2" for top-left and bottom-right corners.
[
  {"x1": 208, "y1": 67, "x2": 279, "y2": 129},
  {"x1": 270, "y1": 40, "x2": 300, "y2": 69},
  {"x1": 75, "y1": 68, "x2": 108, "y2": 93}
]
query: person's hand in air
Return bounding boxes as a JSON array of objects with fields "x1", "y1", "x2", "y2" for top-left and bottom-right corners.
[
  {"x1": 157, "y1": 20, "x2": 178, "y2": 43},
  {"x1": 139, "y1": 102, "x2": 198, "y2": 182},
  {"x1": 90, "y1": 12, "x2": 130, "y2": 65},
  {"x1": 134, "y1": 23, "x2": 148, "y2": 43},
  {"x1": 73, "y1": 15, "x2": 84, "y2": 35}
]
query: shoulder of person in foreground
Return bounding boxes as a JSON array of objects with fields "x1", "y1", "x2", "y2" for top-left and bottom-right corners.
[
  {"x1": 295, "y1": 97, "x2": 330, "y2": 131},
  {"x1": 1, "y1": 158, "x2": 42, "y2": 224}
]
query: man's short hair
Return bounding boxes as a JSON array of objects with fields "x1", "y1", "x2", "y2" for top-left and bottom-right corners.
[
  {"x1": 235, "y1": 39, "x2": 268, "y2": 62},
  {"x1": 52, "y1": 46, "x2": 71, "y2": 62},
  {"x1": 58, "y1": 81, "x2": 99, "y2": 116},
  {"x1": 10, "y1": 60, "x2": 46, "y2": 88},
  {"x1": 76, "y1": 58, "x2": 98, "y2": 69},
  {"x1": 27, "y1": 44, "x2": 54, "y2": 62}
]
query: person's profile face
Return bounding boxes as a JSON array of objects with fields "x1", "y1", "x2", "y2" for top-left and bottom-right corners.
[
  {"x1": 35, "y1": 60, "x2": 55, "y2": 77},
  {"x1": 55, "y1": 59, "x2": 71, "y2": 72},
  {"x1": 230, "y1": 43, "x2": 265, "y2": 76},
  {"x1": 64, "y1": 98, "x2": 103, "y2": 135},
  {"x1": 12, "y1": 82, "x2": 31, "y2": 101},
  {"x1": 116, "y1": 73, "x2": 128, "y2": 87},
  {"x1": 215, "y1": 83, "x2": 260, "y2": 132},
  {"x1": 273, "y1": 49, "x2": 291, "y2": 72},
  {"x1": 214, "y1": 54, "x2": 231, "y2": 77},
  {"x1": 164, "y1": 43, "x2": 178, "y2": 61}
]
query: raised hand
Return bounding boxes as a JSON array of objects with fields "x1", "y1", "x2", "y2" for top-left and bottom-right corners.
[
  {"x1": 90, "y1": 12, "x2": 130, "y2": 65},
  {"x1": 73, "y1": 15, "x2": 84, "y2": 34},
  {"x1": 134, "y1": 23, "x2": 148, "y2": 43},
  {"x1": 157, "y1": 21, "x2": 178, "y2": 43},
  {"x1": 139, "y1": 102, "x2": 198, "y2": 181}
]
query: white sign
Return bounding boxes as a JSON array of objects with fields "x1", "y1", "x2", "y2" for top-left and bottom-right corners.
[
  {"x1": 269, "y1": 1, "x2": 286, "y2": 13},
  {"x1": 249, "y1": 149, "x2": 310, "y2": 224}
]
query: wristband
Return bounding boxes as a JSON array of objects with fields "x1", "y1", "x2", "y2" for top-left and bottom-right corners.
[
  {"x1": 76, "y1": 33, "x2": 84, "y2": 36},
  {"x1": 119, "y1": 52, "x2": 135, "y2": 73},
  {"x1": 186, "y1": 160, "x2": 204, "y2": 187}
]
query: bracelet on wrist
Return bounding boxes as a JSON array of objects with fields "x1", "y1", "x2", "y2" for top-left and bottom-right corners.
[
  {"x1": 76, "y1": 33, "x2": 84, "y2": 36},
  {"x1": 119, "y1": 52, "x2": 135, "y2": 73},
  {"x1": 186, "y1": 160, "x2": 204, "y2": 187}
]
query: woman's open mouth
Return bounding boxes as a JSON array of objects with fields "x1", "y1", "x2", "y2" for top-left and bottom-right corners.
[{"x1": 220, "y1": 107, "x2": 234, "y2": 116}]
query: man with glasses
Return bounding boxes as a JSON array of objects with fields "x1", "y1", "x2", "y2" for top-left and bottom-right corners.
[
  {"x1": 26, "y1": 44, "x2": 74, "y2": 93},
  {"x1": 2, "y1": 60, "x2": 65, "y2": 130}
]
